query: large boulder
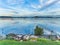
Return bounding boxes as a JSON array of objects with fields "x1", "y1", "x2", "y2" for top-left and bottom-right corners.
[{"x1": 0, "y1": 34, "x2": 6, "y2": 40}]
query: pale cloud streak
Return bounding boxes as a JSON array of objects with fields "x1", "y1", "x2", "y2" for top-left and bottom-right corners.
[
  {"x1": 0, "y1": 8, "x2": 14, "y2": 16},
  {"x1": 30, "y1": 0, "x2": 60, "y2": 11}
]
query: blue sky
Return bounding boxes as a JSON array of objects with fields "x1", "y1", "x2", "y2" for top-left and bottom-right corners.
[{"x1": 0, "y1": 0, "x2": 60, "y2": 16}]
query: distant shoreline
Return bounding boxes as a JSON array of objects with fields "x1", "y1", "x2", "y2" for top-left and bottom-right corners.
[{"x1": 0, "y1": 16, "x2": 60, "y2": 18}]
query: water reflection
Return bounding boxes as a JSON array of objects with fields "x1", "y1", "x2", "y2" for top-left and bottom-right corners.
[{"x1": 0, "y1": 18, "x2": 60, "y2": 35}]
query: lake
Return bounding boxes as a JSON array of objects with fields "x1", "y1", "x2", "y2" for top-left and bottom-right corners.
[{"x1": 0, "y1": 18, "x2": 60, "y2": 35}]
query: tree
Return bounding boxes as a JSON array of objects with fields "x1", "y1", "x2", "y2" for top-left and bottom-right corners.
[{"x1": 34, "y1": 26, "x2": 43, "y2": 36}]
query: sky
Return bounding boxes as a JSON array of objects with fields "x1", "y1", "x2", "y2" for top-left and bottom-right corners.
[{"x1": 0, "y1": 0, "x2": 60, "y2": 16}]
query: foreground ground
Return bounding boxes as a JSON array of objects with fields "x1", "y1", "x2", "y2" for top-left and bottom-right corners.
[{"x1": 0, "y1": 40, "x2": 60, "y2": 45}]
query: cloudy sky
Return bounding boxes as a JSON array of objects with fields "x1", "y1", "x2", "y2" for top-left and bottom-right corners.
[{"x1": 0, "y1": 0, "x2": 60, "y2": 16}]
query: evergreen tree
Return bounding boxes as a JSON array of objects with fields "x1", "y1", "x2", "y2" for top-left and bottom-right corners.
[{"x1": 34, "y1": 26, "x2": 43, "y2": 36}]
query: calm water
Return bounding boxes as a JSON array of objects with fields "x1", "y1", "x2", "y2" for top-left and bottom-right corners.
[{"x1": 0, "y1": 18, "x2": 60, "y2": 35}]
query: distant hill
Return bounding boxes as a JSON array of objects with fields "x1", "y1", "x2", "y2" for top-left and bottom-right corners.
[{"x1": 0, "y1": 16, "x2": 60, "y2": 18}]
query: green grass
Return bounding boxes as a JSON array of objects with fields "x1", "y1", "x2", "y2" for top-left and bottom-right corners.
[{"x1": 0, "y1": 40, "x2": 60, "y2": 45}]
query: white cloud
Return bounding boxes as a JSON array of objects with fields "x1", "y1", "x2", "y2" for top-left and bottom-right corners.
[
  {"x1": 44, "y1": 0, "x2": 59, "y2": 5},
  {"x1": 30, "y1": 4, "x2": 42, "y2": 9},
  {"x1": 0, "y1": 7, "x2": 60, "y2": 16},
  {"x1": 5, "y1": 0, "x2": 25, "y2": 5},
  {"x1": 39, "y1": 0, "x2": 59, "y2": 9},
  {"x1": 31, "y1": 0, "x2": 59, "y2": 11},
  {"x1": 0, "y1": 8, "x2": 37, "y2": 16},
  {"x1": 39, "y1": 0, "x2": 43, "y2": 5},
  {"x1": 7, "y1": 0, "x2": 17, "y2": 5},
  {"x1": 0, "y1": 8, "x2": 14, "y2": 16},
  {"x1": 45, "y1": 0, "x2": 55, "y2": 5}
]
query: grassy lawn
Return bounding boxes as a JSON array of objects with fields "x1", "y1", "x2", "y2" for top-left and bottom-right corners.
[{"x1": 0, "y1": 40, "x2": 60, "y2": 45}]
